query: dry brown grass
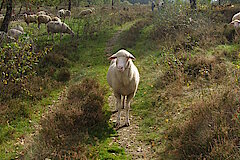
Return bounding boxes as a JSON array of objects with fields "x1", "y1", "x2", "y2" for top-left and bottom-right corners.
[
  {"x1": 166, "y1": 85, "x2": 240, "y2": 159},
  {"x1": 23, "y1": 78, "x2": 107, "y2": 159}
]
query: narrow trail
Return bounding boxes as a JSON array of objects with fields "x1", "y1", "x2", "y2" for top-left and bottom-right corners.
[{"x1": 106, "y1": 25, "x2": 153, "y2": 159}]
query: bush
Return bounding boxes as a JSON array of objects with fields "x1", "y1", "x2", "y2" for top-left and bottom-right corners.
[
  {"x1": 151, "y1": 4, "x2": 226, "y2": 50},
  {"x1": 0, "y1": 99, "x2": 30, "y2": 125},
  {"x1": 0, "y1": 41, "x2": 51, "y2": 101},
  {"x1": 56, "y1": 68, "x2": 71, "y2": 82},
  {"x1": 28, "y1": 78, "x2": 107, "y2": 159},
  {"x1": 166, "y1": 88, "x2": 240, "y2": 159}
]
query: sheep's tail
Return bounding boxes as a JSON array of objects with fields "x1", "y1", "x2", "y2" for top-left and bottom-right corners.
[{"x1": 122, "y1": 96, "x2": 125, "y2": 109}]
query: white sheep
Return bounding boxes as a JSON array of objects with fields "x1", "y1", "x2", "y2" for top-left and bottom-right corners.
[
  {"x1": 13, "y1": 25, "x2": 24, "y2": 33},
  {"x1": 23, "y1": 13, "x2": 38, "y2": 26},
  {"x1": 37, "y1": 14, "x2": 52, "y2": 29},
  {"x1": 57, "y1": 9, "x2": 71, "y2": 20},
  {"x1": 51, "y1": 16, "x2": 61, "y2": 22},
  {"x1": 36, "y1": 10, "x2": 47, "y2": 16},
  {"x1": 79, "y1": 9, "x2": 93, "y2": 17},
  {"x1": 46, "y1": 21, "x2": 74, "y2": 40},
  {"x1": 230, "y1": 19, "x2": 240, "y2": 36},
  {"x1": 7, "y1": 28, "x2": 23, "y2": 40},
  {"x1": 107, "y1": 49, "x2": 140, "y2": 127},
  {"x1": 232, "y1": 12, "x2": 240, "y2": 22},
  {"x1": 230, "y1": 12, "x2": 240, "y2": 36},
  {"x1": 0, "y1": 31, "x2": 16, "y2": 44}
]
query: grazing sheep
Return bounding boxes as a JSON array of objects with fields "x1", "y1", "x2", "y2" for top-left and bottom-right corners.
[
  {"x1": 13, "y1": 25, "x2": 24, "y2": 33},
  {"x1": 232, "y1": 12, "x2": 240, "y2": 22},
  {"x1": 36, "y1": 10, "x2": 47, "y2": 16},
  {"x1": 51, "y1": 16, "x2": 61, "y2": 22},
  {"x1": 58, "y1": 9, "x2": 71, "y2": 20},
  {"x1": 23, "y1": 13, "x2": 38, "y2": 26},
  {"x1": 7, "y1": 28, "x2": 23, "y2": 40},
  {"x1": 107, "y1": 49, "x2": 140, "y2": 127},
  {"x1": 47, "y1": 21, "x2": 74, "y2": 40},
  {"x1": 0, "y1": 31, "x2": 16, "y2": 44},
  {"x1": 79, "y1": 9, "x2": 93, "y2": 17},
  {"x1": 230, "y1": 19, "x2": 240, "y2": 36},
  {"x1": 37, "y1": 14, "x2": 52, "y2": 29}
]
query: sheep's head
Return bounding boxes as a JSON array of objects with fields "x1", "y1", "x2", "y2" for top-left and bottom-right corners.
[
  {"x1": 230, "y1": 19, "x2": 240, "y2": 28},
  {"x1": 109, "y1": 49, "x2": 135, "y2": 72},
  {"x1": 64, "y1": 24, "x2": 74, "y2": 36},
  {"x1": 23, "y1": 13, "x2": 27, "y2": 20}
]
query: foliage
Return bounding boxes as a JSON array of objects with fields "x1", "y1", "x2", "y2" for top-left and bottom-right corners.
[
  {"x1": 0, "y1": 38, "x2": 52, "y2": 101},
  {"x1": 166, "y1": 87, "x2": 240, "y2": 159},
  {"x1": 151, "y1": 3, "x2": 227, "y2": 50}
]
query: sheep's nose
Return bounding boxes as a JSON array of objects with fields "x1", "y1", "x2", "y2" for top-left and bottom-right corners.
[{"x1": 117, "y1": 66, "x2": 124, "y2": 71}]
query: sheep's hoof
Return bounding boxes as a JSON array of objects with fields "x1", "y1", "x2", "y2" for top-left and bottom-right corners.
[{"x1": 125, "y1": 121, "x2": 130, "y2": 127}]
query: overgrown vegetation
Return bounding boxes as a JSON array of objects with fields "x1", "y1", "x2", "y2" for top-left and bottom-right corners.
[
  {"x1": 1, "y1": 1, "x2": 240, "y2": 159},
  {"x1": 23, "y1": 78, "x2": 111, "y2": 159}
]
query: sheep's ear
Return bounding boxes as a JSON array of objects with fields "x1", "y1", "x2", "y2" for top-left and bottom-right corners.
[
  {"x1": 109, "y1": 55, "x2": 117, "y2": 60},
  {"x1": 109, "y1": 53, "x2": 118, "y2": 60},
  {"x1": 128, "y1": 54, "x2": 136, "y2": 60}
]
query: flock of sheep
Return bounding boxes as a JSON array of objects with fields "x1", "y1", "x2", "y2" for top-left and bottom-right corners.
[{"x1": 0, "y1": 7, "x2": 94, "y2": 42}]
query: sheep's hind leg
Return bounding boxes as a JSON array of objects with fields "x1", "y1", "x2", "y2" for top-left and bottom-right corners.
[{"x1": 125, "y1": 93, "x2": 134, "y2": 126}]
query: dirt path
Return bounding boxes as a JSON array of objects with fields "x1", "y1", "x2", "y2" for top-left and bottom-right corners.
[
  {"x1": 105, "y1": 30, "x2": 122, "y2": 56},
  {"x1": 106, "y1": 26, "x2": 153, "y2": 160}
]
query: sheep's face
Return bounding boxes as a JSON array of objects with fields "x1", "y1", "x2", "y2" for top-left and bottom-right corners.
[
  {"x1": 109, "y1": 51, "x2": 135, "y2": 72},
  {"x1": 230, "y1": 20, "x2": 240, "y2": 28}
]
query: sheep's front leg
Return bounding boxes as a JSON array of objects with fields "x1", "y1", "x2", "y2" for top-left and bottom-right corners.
[
  {"x1": 114, "y1": 92, "x2": 121, "y2": 127},
  {"x1": 125, "y1": 93, "x2": 134, "y2": 126}
]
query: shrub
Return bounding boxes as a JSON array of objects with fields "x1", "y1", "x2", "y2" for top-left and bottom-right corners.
[
  {"x1": 151, "y1": 4, "x2": 226, "y2": 50},
  {"x1": 0, "y1": 99, "x2": 30, "y2": 125},
  {"x1": 56, "y1": 68, "x2": 71, "y2": 82},
  {"x1": 166, "y1": 87, "x2": 240, "y2": 159},
  {"x1": 0, "y1": 41, "x2": 51, "y2": 101},
  {"x1": 28, "y1": 78, "x2": 106, "y2": 159}
]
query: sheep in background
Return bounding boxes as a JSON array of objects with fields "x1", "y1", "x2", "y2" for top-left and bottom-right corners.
[
  {"x1": 47, "y1": 21, "x2": 74, "y2": 40},
  {"x1": 79, "y1": 8, "x2": 93, "y2": 17},
  {"x1": 230, "y1": 12, "x2": 240, "y2": 36},
  {"x1": 36, "y1": 11, "x2": 47, "y2": 16},
  {"x1": 232, "y1": 12, "x2": 240, "y2": 22},
  {"x1": 37, "y1": 14, "x2": 52, "y2": 29},
  {"x1": 12, "y1": 25, "x2": 24, "y2": 33},
  {"x1": 51, "y1": 16, "x2": 61, "y2": 22},
  {"x1": 230, "y1": 19, "x2": 240, "y2": 36},
  {"x1": 7, "y1": 28, "x2": 23, "y2": 40},
  {"x1": 58, "y1": 9, "x2": 71, "y2": 20},
  {"x1": 0, "y1": 31, "x2": 15, "y2": 45},
  {"x1": 107, "y1": 49, "x2": 140, "y2": 127},
  {"x1": 23, "y1": 13, "x2": 37, "y2": 26}
]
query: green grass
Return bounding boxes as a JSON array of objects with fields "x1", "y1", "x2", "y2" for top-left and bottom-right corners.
[{"x1": 0, "y1": 89, "x2": 62, "y2": 159}]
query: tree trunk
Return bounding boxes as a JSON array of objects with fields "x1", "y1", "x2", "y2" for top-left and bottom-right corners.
[
  {"x1": 0, "y1": 0, "x2": 12, "y2": 33},
  {"x1": 190, "y1": 0, "x2": 197, "y2": 10},
  {"x1": 218, "y1": 0, "x2": 221, "y2": 5},
  {"x1": 0, "y1": 0, "x2": 5, "y2": 13},
  {"x1": 112, "y1": 0, "x2": 114, "y2": 9},
  {"x1": 68, "y1": 0, "x2": 71, "y2": 11}
]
